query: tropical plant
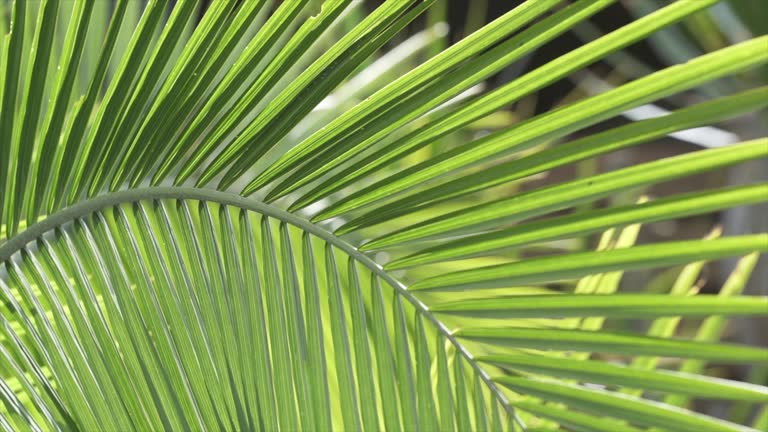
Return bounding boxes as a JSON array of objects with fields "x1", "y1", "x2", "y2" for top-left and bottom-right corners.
[{"x1": 0, "y1": 0, "x2": 766, "y2": 430}]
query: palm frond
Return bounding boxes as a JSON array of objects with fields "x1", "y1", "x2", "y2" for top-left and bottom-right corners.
[{"x1": 0, "y1": 0, "x2": 766, "y2": 430}]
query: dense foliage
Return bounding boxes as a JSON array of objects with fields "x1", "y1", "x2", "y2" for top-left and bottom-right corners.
[{"x1": 0, "y1": 0, "x2": 766, "y2": 430}]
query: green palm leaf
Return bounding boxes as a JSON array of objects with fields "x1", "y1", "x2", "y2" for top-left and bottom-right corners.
[{"x1": 1, "y1": 0, "x2": 766, "y2": 430}]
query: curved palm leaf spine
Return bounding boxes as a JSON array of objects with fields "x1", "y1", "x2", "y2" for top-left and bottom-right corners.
[
  {"x1": 2, "y1": 189, "x2": 767, "y2": 430},
  {"x1": 0, "y1": 188, "x2": 516, "y2": 430},
  {"x1": 1, "y1": 0, "x2": 767, "y2": 430}
]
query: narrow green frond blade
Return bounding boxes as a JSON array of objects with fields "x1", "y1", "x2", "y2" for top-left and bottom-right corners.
[
  {"x1": 0, "y1": 0, "x2": 26, "y2": 234},
  {"x1": 68, "y1": 0, "x2": 168, "y2": 204},
  {"x1": 412, "y1": 235, "x2": 768, "y2": 290},
  {"x1": 117, "y1": 0, "x2": 248, "y2": 188},
  {"x1": 323, "y1": 243, "x2": 362, "y2": 431},
  {"x1": 753, "y1": 406, "x2": 768, "y2": 431},
  {"x1": 195, "y1": 203, "x2": 246, "y2": 427},
  {"x1": 0, "y1": 374, "x2": 44, "y2": 432},
  {"x1": 496, "y1": 377, "x2": 756, "y2": 432},
  {"x1": 512, "y1": 400, "x2": 644, "y2": 432},
  {"x1": 435, "y1": 334, "x2": 455, "y2": 432},
  {"x1": 85, "y1": 0, "x2": 200, "y2": 197},
  {"x1": 237, "y1": 210, "x2": 278, "y2": 430},
  {"x1": 414, "y1": 313, "x2": 438, "y2": 431},
  {"x1": 455, "y1": 327, "x2": 768, "y2": 364},
  {"x1": 622, "y1": 229, "x2": 722, "y2": 398},
  {"x1": 4, "y1": 255, "x2": 109, "y2": 430},
  {"x1": 148, "y1": 0, "x2": 343, "y2": 187},
  {"x1": 7, "y1": 0, "x2": 59, "y2": 235},
  {"x1": 383, "y1": 184, "x2": 767, "y2": 268},
  {"x1": 337, "y1": 138, "x2": 768, "y2": 236},
  {"x1": 148, "y1": 203, "x2": 227, "y2": 429},
  {"x1": 482, "y1": 354, "x2": 768, "y2": 401},
  {"x1": 50, "y1": 0, "x2": 128, "y2": 212},
  {"x1": 665, "y1": 252, "x2": 760, "y2": 408},
  {"x1": 0, "y1": 264, "x2": 100, "y2": 430},
  {"x1": 218, "y1": 207, "x2": 258, "y2": 428},
  {"x1": 212, "y1": 0, "x2": 435, "y2": 190},
  {"x1": 299, "y1": 233, "x2": 333, "y2": 431},
  {"x1": 27, "y1": 0, "x2": 94, "y2": 223},
  {"x1": 259, "y1": 217, "x2": 299, "y2": 430},
  {"x1": 53, "y1": 223, "x2": 157, "y2": 431},
  {"x1": 472, "y1": 373, "x2": 489, "y2": 431},
  {"x1": 431, "y1": 294, "x2": 768, "y2": 319},
  {"x1": 356, "y1": 87, "x2": 768, "y2": 242},
  {"x1": 108, "y1": 207, "x2": 193, "y2": 429},
  {"x1": 368, "y1": 274, "x2": 402, "y2": 431},
  {"x1": 453, "y1": 353, "x2": 472, "y2": 432},
  {"x1": 344, "y1": 260, "x2": 379, "y2": 431},
  {"x1": 93, "y1": 209, "x2": 190, "y2": 429},
  {"x1": 575, "y1": 222, "x2": 643, "y2": 334},
  {"x1": 132, "y1": 203, "x2": 212, "y2": 429},
  {"x1": 393, "y1": 294, "x2": 419, "y2": 430},
  {"x1": 277, "y1": 223, "x2": 313, "y2": 429}
]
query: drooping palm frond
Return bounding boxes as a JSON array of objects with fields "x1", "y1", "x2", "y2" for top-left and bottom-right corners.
[{"x1": 0, "y1": 0, "x2": 766, "y2": 431}]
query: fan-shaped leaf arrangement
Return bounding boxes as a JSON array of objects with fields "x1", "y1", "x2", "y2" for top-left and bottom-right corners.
[{"x1": 0, "y1": 0, "x2": 766, "y2": 430}]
